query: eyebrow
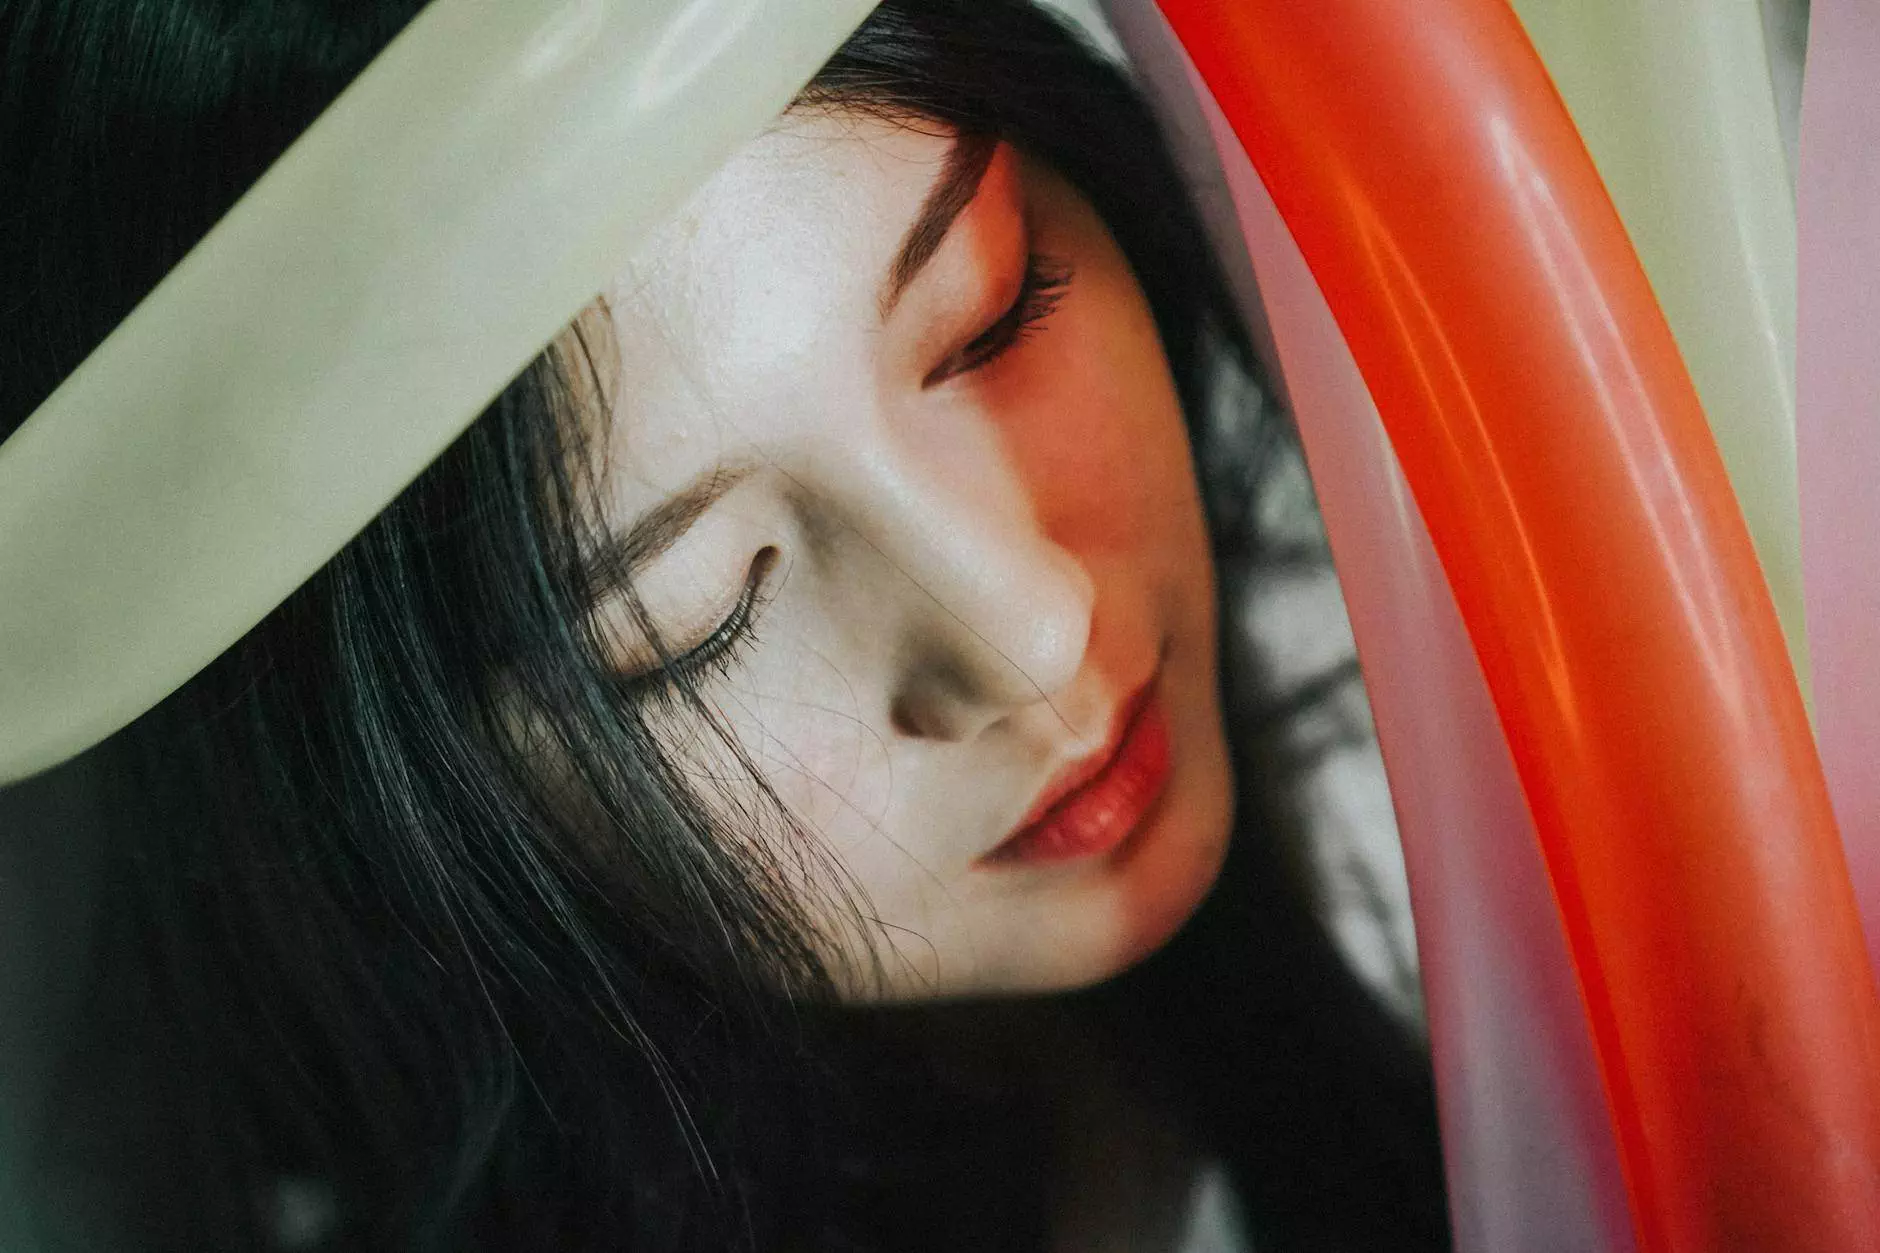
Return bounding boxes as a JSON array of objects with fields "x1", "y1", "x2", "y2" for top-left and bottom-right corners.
[
  {"x1": 581, "y1": 137, "x2": 999, "y2": 606},
  {"x1": 877, "y1": 131, "x2": 1000, "y2": 318},
  {"x1": 583, "y1": 463, "x2": 755, "y2": 606}
]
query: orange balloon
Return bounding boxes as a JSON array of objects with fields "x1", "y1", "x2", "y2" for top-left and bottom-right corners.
[{"x1": 1154, "y1": 1, "x2": 1880, "y2": 1250}]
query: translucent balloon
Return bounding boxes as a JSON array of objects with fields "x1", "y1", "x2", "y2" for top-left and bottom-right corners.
[
  {"x1": 1102, "y1": 5, "x2": 1633, "y2": 1248},
  {"x1": 1509, "y1": 0, "x2": 1808, "y2": 703},
  {"x1": 1199, "y1": 83, "x2": 1636, "y2": 1253},
  {"x1": 1156, "y1": 0, "x2": 1880, "y2": 1248},
  {"x1": 1798, "y1": 0, "x2": 1880, "y2": 968},
  {"x1": 0, "y1": 0, "x2": 877, "y2": 785}
]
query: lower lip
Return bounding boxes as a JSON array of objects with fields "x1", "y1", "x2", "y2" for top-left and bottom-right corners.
[{"x1": 982, "y1": 692, "x2": 1174, "y2": 867}]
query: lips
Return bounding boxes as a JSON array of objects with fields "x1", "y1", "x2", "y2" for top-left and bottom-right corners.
[{"x1": 980, "y1": 676, "x2": 1173, "y2": 867}]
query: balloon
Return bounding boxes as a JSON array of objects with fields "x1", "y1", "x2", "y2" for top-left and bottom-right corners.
[
  {"x1": 1155, "y1": 1, "x2": 1880, "y2": 1250},
  {"x1": 1508, "y1": 0, "x2": 1809, "y2": 704},
  {"x1": 1198, "y1": 85, "x2": 1636, "y2": 1253},
  {"x1": 1100, "y1": 4, "x2": 1632, "y2": 1247},
  {"x1": 1799, "y1": 0, "x2": 1880, "y2": 968},
  {"x1": 0, "y1": 0, "x2": 877, "y2": 786}
]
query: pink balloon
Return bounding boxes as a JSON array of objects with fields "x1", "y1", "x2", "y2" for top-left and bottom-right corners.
[
  {"x1": 1101, "y1": 6, "x2": 1633, "y2": 1248},
  {"x1": 1799, "y1": 0, "x2": 1880, "y2": 970}
]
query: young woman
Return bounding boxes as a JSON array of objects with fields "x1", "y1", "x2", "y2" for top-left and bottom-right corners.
[{"x1": 2, "y1": 0, "x2": 1451, "y2": 1248}]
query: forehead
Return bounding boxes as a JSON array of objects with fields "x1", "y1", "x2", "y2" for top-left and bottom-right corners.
[
  {"x1": 592, "y1": 113, "x2": 966, "y2": 500},
  {"x1": 604, "y1": 113, "x2": 954, "y2": 383}
]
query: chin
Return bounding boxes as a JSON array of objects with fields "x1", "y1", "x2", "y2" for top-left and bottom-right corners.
[
  {"x1": 1090, "y1": 748, "x2": 1236, "y2": 987},
  {"x1": 1003, "y1": 707, "x2": 1237, "y2": 998},
  {"x1": 1096, "y1": 641, "x2": 1236, "y2": 981},
  {"x1": 843, "y1": 780, "x2": 1232, "y2": 1002},
  {"x1": 830, "y1": 676, "x2": 1235, "y2": 1004}
]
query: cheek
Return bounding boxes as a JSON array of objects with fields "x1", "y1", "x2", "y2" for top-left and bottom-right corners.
[
  {"x1": 998, "y1": 284, "x2": 1203, "y2": 561},
  {"x1": 759, "y1": 713, "x2": 895, "y2": 845},
  {"x1": 654, "y1": 659, "x2": 899, "y2": 857},
  {"x1": 654, "y1": 688, "x2": 962, "y2": 979}
]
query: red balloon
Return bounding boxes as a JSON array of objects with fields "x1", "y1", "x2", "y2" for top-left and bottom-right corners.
[{"x1": 1155, "y1": 0, "x2": 1880, "y2": 1250}]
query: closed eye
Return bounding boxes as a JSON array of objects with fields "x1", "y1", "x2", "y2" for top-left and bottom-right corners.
[
  {"x1": 625, "y1": 547, "x2": 778, "y2": 693},
  {"x1": 924, "y1": 252, "x2": 1073, "y2": 388}
]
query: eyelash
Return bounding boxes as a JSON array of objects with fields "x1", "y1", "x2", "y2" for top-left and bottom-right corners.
[
  {"x1": 622, "y1": 258, "x2": 1071, "y2": 693},
  {"x1": 629, "y1": 551, "x2": 774, "y2": 695},
  {"x1": 926, "y1": 252, "x2": 1074, "y2": 386}
]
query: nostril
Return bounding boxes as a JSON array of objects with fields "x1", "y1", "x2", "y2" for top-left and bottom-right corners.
[
  {"x1": 889, "y1": 670, "x2": 974, "y2": 741},
  {"x1": 887, "y1": 691, "x2": 928, "y2": 739},
  {"x1": 888, "y1": 662, "x2": 1033, "y2": 743}
]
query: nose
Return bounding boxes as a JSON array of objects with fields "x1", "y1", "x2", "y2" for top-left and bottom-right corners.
[{"x1": 830, "y1": 439, "x2": 1095, "y2": 743}]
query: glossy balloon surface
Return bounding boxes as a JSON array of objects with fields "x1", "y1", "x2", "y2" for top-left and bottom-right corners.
[
  {"x1": 0, "y1": 0, "x2": 876, "y2": 785},
  {"x1": 1511, "y1": 0, "x2": 1807, "y2": 701},
  {"x1": 1199, "y1": 89, "x2": 1637, "y2": 1253},
  {"x1": 1157, "y1": 0, "x2": 1880, "y2": 1248},
  {"x1": 1103, "y1": 6, "x2": 1634, "y2": 1247}
]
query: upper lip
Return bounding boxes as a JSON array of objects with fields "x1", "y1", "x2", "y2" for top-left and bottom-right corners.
[{"x1": 996, "y1": 674, "x2": 1159, "y2": 845}]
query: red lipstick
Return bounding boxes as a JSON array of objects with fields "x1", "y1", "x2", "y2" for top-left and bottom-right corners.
[{"x1": 981, "y1": 680, "x2": 1173, "y2": 867}]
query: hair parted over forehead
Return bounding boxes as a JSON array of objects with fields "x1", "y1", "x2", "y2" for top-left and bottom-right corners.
[{"x1": 5, "y1": 2, "x2": 1449, "y2": 1249}]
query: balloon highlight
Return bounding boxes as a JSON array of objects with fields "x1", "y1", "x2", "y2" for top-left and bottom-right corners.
[
  {"x1": 1510, "y1": 0, "x2": 1808, "y2": 703},
  {"x1": 1156, "y1": 0, "x2": 1880, "y2": 1248}
]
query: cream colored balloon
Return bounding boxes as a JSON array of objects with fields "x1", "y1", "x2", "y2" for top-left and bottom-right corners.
[
  {"x1": 0, "y1": 0, "x2": 876, "y2": 785},
  {"x1": 1510, "y1": 0, "x2": 1809, "y2": 705}
]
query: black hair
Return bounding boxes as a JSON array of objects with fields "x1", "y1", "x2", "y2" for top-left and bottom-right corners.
[{"x1": 2, "y1": 1, "x2": 1450, "y2": 1249}]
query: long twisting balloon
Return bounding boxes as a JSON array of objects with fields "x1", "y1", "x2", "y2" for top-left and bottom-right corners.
[
  {"x1": 1510, "y1": 0, "x2": 1808, "y2": 704},
  {"x1": 1100, "y1": 5, "x2": 1633, "y2": 1245},
  {"x1": 0, "y1": 0, "x2": 877, "y2": 785},
  {"x1": 1800, "y1": 0, "x2": 1880, "y2": 972},
  {"x1": 1154, "y1": 0, "x2": 1880, "y2": 1250}
]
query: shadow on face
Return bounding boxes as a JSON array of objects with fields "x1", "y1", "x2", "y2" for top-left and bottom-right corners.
[{"x1": 564, "y1": 112, "x2": 1235, "y2": 1000}]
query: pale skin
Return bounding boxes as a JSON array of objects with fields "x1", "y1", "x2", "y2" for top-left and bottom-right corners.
[{"x1": 581, "y1": 111, "x2": 1233, "y2": 1001}]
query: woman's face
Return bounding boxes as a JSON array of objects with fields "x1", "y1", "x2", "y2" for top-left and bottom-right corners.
[{"x1": 588, "y1": 111, "x2": 1231, "y2": 1000}]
